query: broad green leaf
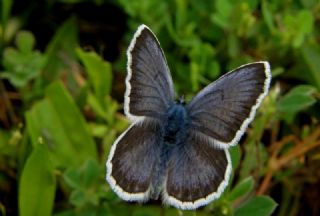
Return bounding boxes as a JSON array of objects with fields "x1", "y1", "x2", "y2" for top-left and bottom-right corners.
[
  {"x1": 229, "y1": 145, "x2": 241, "y2": 169},
  {"x1": 215, "y1": 0, "x2": 232, "y2": 17},
  {"x1": 63, "y1": 168, "x2": 82, "y2": 189},
  {"x1": 262, "y1": 0, "x2": 276, "y2": 33},
  {"x1": 16, "y1": 31, "x2": 35, "y2": 53},
  {"x1": 289, "y1": 85, "x2": 317, "y2": 96},
  {"x1": 228, "y1": 176, "x2": 254, "y2": 202},
  {"x1": 301, "y1": 46, "x2": 320, "y2": 90},
  {"x1": 1, "y1": 0, "x2": 13, "y2": 37},
  {"x1": 210, "y1": 13, "x2": 229, "y2": 29},
  {"x1": 43, "y1": 17, "x2": 78, "y2": 81},
  {"x1": 175, "y1": 0, "x2": 187, "y2": 32},
  {"x1": 277, "y1": 85, "x2": 316, "y2": 122},
  {"x1": 227, "y1": 34, "x2": 240, "y2": 58},
  {"x1": 26, "y1": 81, "x2": 97, "y2": 168},
  {"x1": 234, "y1": 195, "x2": 277, "y2": 216},
  {"x1": 76, "y1": 48, "x2": 112, "y2": 103},
  {"x1": 87, "y1": 93, "x2": 108, "y2": 120},
  {"x1": 293, "y1": 10, "x2": 313, "y2": 47},
  {"x1": 82, "y1": 159, "x2": 100, "y2": 187},
  {"x1": 63, "y1": 159, "x2": 100, "y2": 190},
  {"x1": 298, "y1": 10, "x2": 313, "y2": 34},
  {"x1": 19, "y1": 143, "x2": 56, "y2": 216},
  {"x1": 278, "y1": 95, "x2": 315, "y2": 123},
  {"x1": 69, "y1": 189, "x2": 86, "y2": 206}
]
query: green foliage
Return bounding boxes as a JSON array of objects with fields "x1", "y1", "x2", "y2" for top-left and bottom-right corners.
[
  {"x1": 19, "y1": 143, "x2": 56, "y2": 216},
  {"x1": 1, "y1": 0, "x2": 320, "y2": 216},
  {"x1": 0, "y1": 0, "x2": 13, "y2": 45},
  {"x1": 26, "y1": 82, "x2": 97, "y2": 168},
  {"x1": 227, "y1": 177, "x2": 254, "y2": 202},
  {"x1": 77, "y1": 48, "x2": 112, "y2": 103},
  {"x1": 44, "y1": 17, "x2": 78, "y2": 81},
  {"x1": 1, "y1": 31, "x2": 47, "y2": 87},
  {"x1": 301, "y1": 45, "x2": 320, "y2": 90},
  {"x1": 234, "y1": 196, "x2": 277, "y2": 216},
  {"x1": 63, "y1": 159, "x2": 102, "y2": 207},
  {"x1": 277, "y1": 85, "x2": 317, "y2": 123}
]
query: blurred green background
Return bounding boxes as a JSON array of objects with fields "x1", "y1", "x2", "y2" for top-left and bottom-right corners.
[{"x1": 0, "y1": 0, "x2": 319, "y2": 215}]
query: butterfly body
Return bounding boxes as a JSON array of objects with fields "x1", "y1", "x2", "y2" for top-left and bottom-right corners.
[
  {"x1": 163, "y1": 102, "x2": 189, "y2": 145},
  {"x1": 106, "y1": 24, "x2": 271, "y2": 210}
]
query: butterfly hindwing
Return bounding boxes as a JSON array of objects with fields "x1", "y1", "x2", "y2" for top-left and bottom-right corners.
[
  {"x1": 163, "y1": 131, "x2": 232, "y2": 210},
  {"x1": 125, "y1": 25, "x2": 175, "y2": 121},
  {"x1": 186, "y1": 62, "x2": 271, "y2": 148},
  {"x1": 106, "y1": 119, "x2": 162, "y2": 201}
]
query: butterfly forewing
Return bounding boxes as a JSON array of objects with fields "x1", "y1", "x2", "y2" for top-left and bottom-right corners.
[
  {"x1": 125, "y1": 25, "x2": 175, "y2": 121},
  {"x1": 186, "y1": 62, "x2": 271, "y2": 148},
  {"x1": 106, "y1": 119, "x2": 162, "y2": 201},
  {"x1": 163, "y1": 131, "x2": 232, "y2": 210}
]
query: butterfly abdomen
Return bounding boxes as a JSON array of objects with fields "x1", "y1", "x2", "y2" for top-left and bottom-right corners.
[{"x1": 150, "y1": 103, "x2": 189, "y2": 198}]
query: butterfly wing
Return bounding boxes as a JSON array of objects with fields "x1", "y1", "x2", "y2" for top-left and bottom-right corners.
[
  {"x1": 106, "y1": 119, "x2": 161, "y2": 201},
  {"x1": 125, "y1": 25, "x2": 175, "y2": 122},
  {"x1": 163, "y1": 131, "x2": 232, "y2": 210},
  {"x1": 186, "y1": 62, "x2": 271, "y2": 148}
]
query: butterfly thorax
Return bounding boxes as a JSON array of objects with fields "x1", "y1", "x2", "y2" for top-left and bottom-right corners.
[{"x1": 163, "y1": 103, "x2": 189, "y2": 145}]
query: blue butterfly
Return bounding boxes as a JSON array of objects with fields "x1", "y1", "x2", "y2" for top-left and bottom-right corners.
[{"x1": 106, "y1": 24, "x2": 271, "y2": 210}]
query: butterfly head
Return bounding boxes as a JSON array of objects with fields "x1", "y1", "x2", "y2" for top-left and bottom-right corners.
[{"x1": 176, "y1": 95, "x2": 186, "y2": 105}]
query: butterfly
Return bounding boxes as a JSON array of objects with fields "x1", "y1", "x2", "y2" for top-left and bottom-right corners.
[{"x1": 106, "y1": 24, "x2": 271, "y2": 210}]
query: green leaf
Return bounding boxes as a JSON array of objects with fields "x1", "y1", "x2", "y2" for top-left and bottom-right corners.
[
  {"x1": 25, "y1": 81, "x2": 97, "y2": 168},
  {"x1": 43, "y1": 17, "x2": 78, "y2": 81},
  {"x1": 76, "y1": 48, "x2": 112, "y2": 103},
  {"x1": 16, "y1": 31, "x2": 35, "y2": 53},
  {"x1": 262, "y1": 0, "x2": 276, "y2": 33},
  {"x1": 82, "y1": 159, "x2": 100, "y2": 187},
  {"x1": 63, "y1": 168, "x2": 82, "y2": 189},
  {"x1": 293, "y1": 10, "x2": 313, "y2": 47},
  {"x1": 1, "y1": 0, "x2": 13, "y2": 37},
  {"x1": 69, "y1": 189, "x2": 87, "y2": 206},
  {"x1": 63, "y1": 159, "x2": 100, "y2": 190},
  {"x1": 234, "y1": 195, "x2": 277, "y2": 216},
  {"x1": 87, "y1": 93, "x2": 108, "y2": 120},
  {"x1": 215, "y1": 0, "x2": 232, "y2": 17},
  {"x1": 277, "y1": 85, "x2": 316, "y2": 123},
  {"x1": 1, "y1": 43, "x2": 47, "y2": 88},
  {"x1": 229, "y1": 144, "x2": 241, "y2": 169},
  {"x1": 288, "y1": 85, "x2": 317, "y2": 96},
  {"x1": 298, "y1": 10, "x2": 313, "y2": 34},
  {"x1": 19, "y1": 143, "x2": 56, "y2": 216},
  {"x1": 228, "y1": 176, "x2": 254, "y2": 202},
  {"x1": 239, "y1": 141, "x2": 268, "y2": 181},
  {"x1": 301, "y1": 45, "x2": 320, "y2": 90},
  {"x1": 227, "y1": 34, "x2": 240, "y2": 58}
]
